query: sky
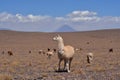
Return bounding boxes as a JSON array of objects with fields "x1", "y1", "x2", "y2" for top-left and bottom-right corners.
[{"x1": 0, "y1": 0, "x2": 120, "y2": 32}]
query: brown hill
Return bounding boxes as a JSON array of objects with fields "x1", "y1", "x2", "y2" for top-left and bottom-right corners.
[
  {"x1": 0, "y1": 29, "x2": 120, "y2": 80},
  {"x1": 0, "y1": 29, "x2": 120, "y2": 51}
]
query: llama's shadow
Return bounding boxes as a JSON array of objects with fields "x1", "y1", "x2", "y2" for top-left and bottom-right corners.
[{"x1": 54, "y1": 69, "x2": 68, "y2": 73}]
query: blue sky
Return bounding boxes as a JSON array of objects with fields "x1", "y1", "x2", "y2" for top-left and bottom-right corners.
[{"x1": 0, "y1": 0, "x2": 120, "y2": 32}]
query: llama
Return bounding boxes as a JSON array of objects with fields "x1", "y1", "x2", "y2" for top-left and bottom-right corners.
[
  {"x1": 46, "y1": 48, "x2": 56, "y2": 59},
  {"x1": 39, "y1": 50, "x2": 43, "y2": 54},
  {"x1": 53, "y1": 35, "x2": 75, "y2": 72},
  {"x1": 2, "y1": 51, "x2": 5, "y2": 54},
  {"x1": 109, "y1": 48, "x2": 113, "y2": 53},
  {"x1": 8, "y1": 51, "x2": 13, "y2": 56},
  {"x1": 38, "y1": 50, "x2": 46, "y2": 55},
  {"x1": 87, "y1": 53, "x2": 93, "y2": 64},
  {"x1": 53, "y1": 48, "x2": 57, "y2": 53},
  {"x1": 29, "y1": 50, "x2": 31, "y2": 54}
]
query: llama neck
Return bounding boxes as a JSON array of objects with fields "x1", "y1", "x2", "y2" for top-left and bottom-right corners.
[{"x1": 58, "y1": 40, "x2": 64, "y2": 50}]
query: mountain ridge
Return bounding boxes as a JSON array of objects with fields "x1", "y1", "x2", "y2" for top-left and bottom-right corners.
[{"x1": 55, "y1": 25, "x2": 76, "y2": 32}]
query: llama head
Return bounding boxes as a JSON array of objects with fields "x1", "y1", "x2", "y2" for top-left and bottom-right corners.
[
  {"x1": 87, "y1": 53, "x2": 93, "y2": 60},
  {"x1": 53, "y1": 35, "x2": 63, "y2": 42}
]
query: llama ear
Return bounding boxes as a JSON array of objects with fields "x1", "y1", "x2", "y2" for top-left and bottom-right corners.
[{"x1": 57, "y1": 34, "x2": 60, "y2": 37}]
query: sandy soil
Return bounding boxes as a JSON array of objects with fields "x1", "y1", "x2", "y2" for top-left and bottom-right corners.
[{"x1": 0, "y1": 29, "x2": 120, "y2": 80}]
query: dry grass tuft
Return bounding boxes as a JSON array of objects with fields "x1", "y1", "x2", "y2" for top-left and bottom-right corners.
[
  {"x1": 54, "y1": 75, "x2": 65, "y2": 80},
  {"x1": 72, "y1": 67, "x2": 86, "y2": 75},
  {"x1": 92, "y1": 65, "x2": 106, "y2": 72},
  {"x1": 10, "y1": 61, "x2": 20, "y2": 67},
  {"x1": 0, "y1": 74, "x2": 13, "y2": 80},
  {"x1": 41, "y1": 73, "x2": 48, "y2": 78}
]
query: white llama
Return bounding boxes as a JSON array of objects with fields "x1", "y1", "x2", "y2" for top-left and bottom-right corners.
[
  {"x1": 53, "y1": 35, "x2": 75, "y2": 72},
  {"x1": 87, "y1": 53, "x2": 93, "y2": 64}
]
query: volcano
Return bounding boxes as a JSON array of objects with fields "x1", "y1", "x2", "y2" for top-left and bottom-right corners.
[{"x1": 55, "y1": 25, "x2": 76, "y2": 32}]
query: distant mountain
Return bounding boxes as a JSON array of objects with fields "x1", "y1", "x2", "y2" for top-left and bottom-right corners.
[
  {"x1": 0, "y1": 28, "x2": 10, "y2": 30},
  {"x1": 55, "y1": 25, "x2": 76, "y2": 32}
]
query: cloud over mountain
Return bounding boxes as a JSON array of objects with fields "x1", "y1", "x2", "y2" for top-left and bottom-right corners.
[{"x1": 0, "y1": 11, "x2": 120, "y2": 32}]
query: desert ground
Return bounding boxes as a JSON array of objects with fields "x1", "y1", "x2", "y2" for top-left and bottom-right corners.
[{"x1": 0, "y1": 29, "x2": 120, "y2": 80}]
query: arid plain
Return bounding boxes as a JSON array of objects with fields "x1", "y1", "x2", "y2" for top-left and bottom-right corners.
[{"x1": 0, "y1": 29, "x2": 120, "y2": 80}]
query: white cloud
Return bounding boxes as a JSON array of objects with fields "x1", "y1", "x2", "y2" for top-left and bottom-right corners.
[
  {"x1": 15, "y1": 14, "x2": 52, "y2": 23},
  {"x1": 67, "y1": 10, "x2": 97, "y2": 17},
  {"x1": 0, "y1": 11, "x2": 120, "y2": 32},
  {"x1": 56, "y1": 10, "x2": 100, "y2": 22},
  {"x1": 0, "y1": 12, "x2": 14, "y2": 22}
]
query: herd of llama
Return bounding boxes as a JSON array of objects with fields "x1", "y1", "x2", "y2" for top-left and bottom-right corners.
[{"x1": 2, "y1": 34, "x2": 93, "y2": 73}]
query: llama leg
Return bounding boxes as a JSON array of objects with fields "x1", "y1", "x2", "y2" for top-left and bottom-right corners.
[
  {"x1": 49, "y1": 55, "x2": 51, "y2": 59},
  {"x1": 69, "y1": 58, "x2": 73, "y2": 70},
  {"x1": 66, "y1": 60, "x2": 70, "y2": 73},
  {"x1": 58, "y1": 59, "x2": 62, "y2": 71},
  {"x1": 63, "y1": 59, "x2": 67, "y2": 70},
  {"x1": 48, "y1": 55, "x2": 50, "y2": 59}
]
